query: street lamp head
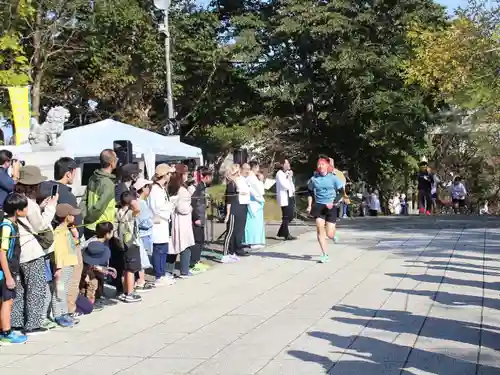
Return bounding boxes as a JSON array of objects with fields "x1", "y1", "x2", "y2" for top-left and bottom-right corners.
[{"x1": 153, "y1": 0, "x2": 170, "y2": 11}]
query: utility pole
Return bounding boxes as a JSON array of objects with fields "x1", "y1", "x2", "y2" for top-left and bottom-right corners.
[{"x1": 154, "y1": 0, "x2": 176, "y2": 132}]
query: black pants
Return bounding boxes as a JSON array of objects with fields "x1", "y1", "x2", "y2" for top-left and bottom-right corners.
[
  {"x1": 277, "y1": 198, "x2": 295, "y2": 238},
  {"x1": 224, "y1": 205, "x2": 247, "y2": 255},
  {"x1": 108, "y1": 237, "x2": 124, "y2": 295},
  {"x1": 418, "y1": 189, "x2": 432, "y2": 212},
  {"x1": 190, "y1": 225, "x2": 205, "y2": 266}
]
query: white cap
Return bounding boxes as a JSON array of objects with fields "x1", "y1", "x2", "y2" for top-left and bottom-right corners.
[{"x1": 133, "y1": 178, "x2": 153, "y2": 191}]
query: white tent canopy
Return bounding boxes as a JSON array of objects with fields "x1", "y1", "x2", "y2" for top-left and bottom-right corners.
[{"x1": 60, "y1": 119, "x2": 203, "y2": 175}]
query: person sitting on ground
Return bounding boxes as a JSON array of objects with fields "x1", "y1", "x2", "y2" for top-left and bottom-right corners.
[
  {"x1": 50, "y1": 204, "x2": 81, "y2": 328},
  {"x1": 116, "y1": 191, "x2": 142, "y2": 303},
  {"x1": 0, "y1": 193, "x2": 28, "y2": 344},
  {"x1": 80, "y1": 222, "x2": 115, "y2": 306}
]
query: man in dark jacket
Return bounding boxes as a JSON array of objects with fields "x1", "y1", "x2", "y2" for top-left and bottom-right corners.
[
  {"x1": 40, "y1": 157, "x2": 82, "y2": 236},
  {"x1": 0, "y1": 150, "x2": 17, "y2": 208},
  {"x1": 189, "y1": 167, "x2": 213, "y2": 272}
]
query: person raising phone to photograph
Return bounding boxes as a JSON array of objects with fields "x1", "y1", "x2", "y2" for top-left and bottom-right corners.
[{"x1": 306, "y1": 157, "x2": 345, "y2": 263}]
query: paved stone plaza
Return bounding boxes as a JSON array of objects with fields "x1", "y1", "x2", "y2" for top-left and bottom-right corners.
[{"x1": 1, "y1": 216, "x2": 500, "y2": 375}]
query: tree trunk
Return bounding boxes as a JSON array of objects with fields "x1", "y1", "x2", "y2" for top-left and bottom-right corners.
[{"x1": 31, "y1": 3, "x2": 43, "y2": 121}]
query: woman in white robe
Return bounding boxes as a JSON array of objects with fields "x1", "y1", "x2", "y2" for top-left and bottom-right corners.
[{"x1": 244, "y1": 161, "x2": 265, "y2": 248}]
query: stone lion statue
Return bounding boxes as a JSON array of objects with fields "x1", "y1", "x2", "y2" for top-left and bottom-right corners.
[{"x1": 28, "y1": 106, "x2": 69, "y2": 146}]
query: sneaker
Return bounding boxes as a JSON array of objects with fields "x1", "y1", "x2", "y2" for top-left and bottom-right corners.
[
  {"x1": 333, "y1": 234, "x2": 339, "y2": 243},
  {"x1": 135, "y1": 283, "x2": 155, "y2": 292},
  {"x1": 419, "y1": 207, "x2": 425, "y2": 214},
  {"x1": 55, "y1": 316, "x2": 74, "y2": 328},
  {"x1": 220, "y1": 255, "x2": 237, "y2": 263},
  {"x1": 426, "y1": 210, "x2": 431, "y2": 216},
  {"x1": 250, "y1": 245, "x2": 265, "y2": 250},
  {"x1": 69, "y1": 311, "x2": 83, "y2": 318},
  {"x1": 178, "y1": 271, "x2": 195, "y2": 278},
  {"x1": 42, "y1": 319, "x2": 57, "y2": 330},
  {"x1": 0, "y1": 331, "x2": 28, "y2": 345},
  {"x1": 67, "y1": 315, "x2": 80, "y2": 325},
  {"x1": 190, "y1": 266, "x2": 206, "y2": 275},
  {"x1": 161, "y1": 276, "x2": 176, "y2": 285},
  {"x1": 194, "y1": 261, "x2": 210, "y2": 270},
  {"x1": 23, "y1": 327, "x2": 49, "y2": 335},
  {"x1": 230, "y1": 254, "x2": 241, "y2": 261},
  {"x1": 342, "y1": 215, "x2": 348, "y2": 219},
  {"x1": 319, "y1": 255, "x2": 329, "y2": 263},
  {"x1": 120, "y1": 293, "x2": 142, "y2": 303}
]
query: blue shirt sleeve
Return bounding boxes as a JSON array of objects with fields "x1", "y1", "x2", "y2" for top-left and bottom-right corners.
[{"x1": 332, "y1": 176, "x2": 343, "y2": 191}]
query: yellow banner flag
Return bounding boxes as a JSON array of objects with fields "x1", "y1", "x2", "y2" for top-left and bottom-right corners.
[{"x1": 8, "y1": 86, "x2": 30, "y2": 145}]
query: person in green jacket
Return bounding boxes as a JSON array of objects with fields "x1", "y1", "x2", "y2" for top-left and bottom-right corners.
[{"x1": 81, "y1": 149, "x2": 118, "y2": 240}]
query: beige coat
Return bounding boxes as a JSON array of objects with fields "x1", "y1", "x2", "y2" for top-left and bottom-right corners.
[{"x1": 170, "y1": 186, "x2": 195, "y2": 254}]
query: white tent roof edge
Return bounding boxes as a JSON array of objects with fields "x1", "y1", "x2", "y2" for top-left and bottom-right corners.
[{"x1": 60, "y1": 119, "x2": 203, "y2": 164}]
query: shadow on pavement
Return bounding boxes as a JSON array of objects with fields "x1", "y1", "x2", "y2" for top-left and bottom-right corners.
[{"x1": 286, "y1": 303, "x2": 500, "y2": 374}]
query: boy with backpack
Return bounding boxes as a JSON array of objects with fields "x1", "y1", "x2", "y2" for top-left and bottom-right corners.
[{"x1": 0, "y1": 193, "x2": 29, "y2": 344}]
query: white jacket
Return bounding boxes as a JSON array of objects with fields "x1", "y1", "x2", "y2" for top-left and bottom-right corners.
[
  {"x1": 276, "y1": 170, "x2": 295, "y2": 207},
  {"x1": 148, "y1": 183, "x2": 173, "y2": 244},
  {"x1": 18, "y1": 198, "x2": 56, "y2": 264}
]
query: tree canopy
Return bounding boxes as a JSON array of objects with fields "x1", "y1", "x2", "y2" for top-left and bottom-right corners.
[{"x1": 0, "y1": 0, "x2": 452, "y2": 188}]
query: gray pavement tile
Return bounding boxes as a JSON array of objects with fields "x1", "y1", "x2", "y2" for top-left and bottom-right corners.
[
  {"x1": 52, "y1": 356, "x2": 142, "y2": 375},
  {"x1": 118, "y1": 358, "x2": 205, "y2": 375},
  {"x1": 4, "y1": 354, "x2": 84, "y2": 374},
  {"x1": 328, "y1": 356, "x2": 404, "y2": 375}
]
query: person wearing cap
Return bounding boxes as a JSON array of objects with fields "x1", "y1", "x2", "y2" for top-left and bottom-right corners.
[
  {"x1": 11, "y1": 165, "x2": 58, "y2": 334},
  {"x1": 80, "y1": 149, "x2": 118, "y2": 240},
  {"x1": 147, "y1": 164, "x2": 175, "y2": 285},
  {"x1": 134, "y1": 178, "x2": 154, "y2": 291},
  {"x1": 80, "y1": 222, "x2": 114, "y2": 305},
  {"x1": 50, "y1": 204, "x2": 81, "y2": 327},
  {"x1": 115, "y1": 163, "x2": 142, "y2": 206}
]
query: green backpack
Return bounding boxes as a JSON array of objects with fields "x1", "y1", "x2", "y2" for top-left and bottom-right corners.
[{"x1": 0, "y1": 220, "x2": 16, "y2": 281}]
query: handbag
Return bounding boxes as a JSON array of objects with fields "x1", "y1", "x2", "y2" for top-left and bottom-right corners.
[{"x1": 18, "y1": 220, "x2": 54, "y2": 250}]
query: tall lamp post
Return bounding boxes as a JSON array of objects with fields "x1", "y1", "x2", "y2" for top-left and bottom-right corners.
[{"x1": 153, "y1": 0, "x2": 177, "y2": 135}]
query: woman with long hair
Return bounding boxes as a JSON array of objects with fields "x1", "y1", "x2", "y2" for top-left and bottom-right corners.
[
  {"x1": 12, "y1": 165, "x2": 59, "y2": 334},
  {"x1": 243, "y1": 161, "x2": 265, "y2": 249},
  {"x1": 222, "y1": 164, "x2": 250, "y2": 263},
  {"x1": 167, "y1": 164, "x2": 195, "y2": 277},
  {"x1": 147, "y1": 164, "x2": 175, "y2": 285}
]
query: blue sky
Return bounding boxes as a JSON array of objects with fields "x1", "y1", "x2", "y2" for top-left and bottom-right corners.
[{"x1": 196, "y1": 0, "x2": 467, "y2": 11}]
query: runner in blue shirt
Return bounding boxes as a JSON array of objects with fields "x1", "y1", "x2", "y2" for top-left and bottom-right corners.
[{"x1": 307, "y1": 157, "x2": 345, "y2": 263}]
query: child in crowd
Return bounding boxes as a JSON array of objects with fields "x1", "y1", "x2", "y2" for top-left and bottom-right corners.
[
  {"x1": 51, "y1": 204, "x2": 81, "y2": 328},
  {"x1": 80, "y1": 222, "x2": 114, "y2": 306},
  {"x1": 133, "y1": 178, "x2": 154, "y2": 292},
  {"x1": 0, "y1": 193, "x2": 29, "y2": 344},
  {"x1": 116, "y1": 191, "x2": 142, "y2": 303}
]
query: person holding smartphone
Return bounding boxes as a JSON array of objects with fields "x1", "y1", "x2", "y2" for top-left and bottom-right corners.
[{"x1": 0, "y1": 150, "x2": 19, "y2": 209}]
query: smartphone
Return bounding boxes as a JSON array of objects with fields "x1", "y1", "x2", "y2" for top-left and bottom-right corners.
[{"x1": 51, "y1": 184, "x2": 59, "y2": 197}]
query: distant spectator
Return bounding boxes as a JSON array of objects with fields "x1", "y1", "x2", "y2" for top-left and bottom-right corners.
[{"x1": 115, "y1": 163, "x2": 141, "y2": 206}]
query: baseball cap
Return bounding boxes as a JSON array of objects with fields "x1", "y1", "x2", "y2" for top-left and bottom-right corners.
[
  {"x1": 56, "y1": 203, "x2": 81, "y2": 218},
  {"x1": 120, "y1": 163, "x2": 142, "y2": 178},
  {"x1": 133, "y1": 177, "x2": 153, "y2": 191},
  {"x1": 155, "y1": 163, "x2": 174, "y2": 177}
]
